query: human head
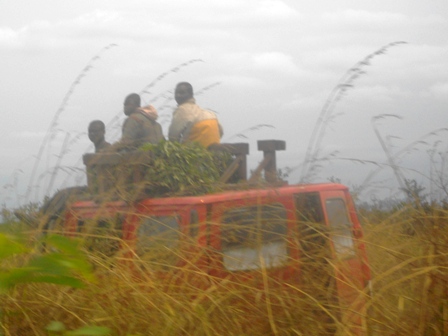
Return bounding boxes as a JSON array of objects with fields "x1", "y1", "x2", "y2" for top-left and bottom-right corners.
[
  {"x1": 88, "y1": 120, "x2": 106, "y2": 146},
  {"x1": 123, "y1": 93, "x2": 141, "y2": 116},
  {"x1": 175, "y1": 82, "x2": 193, "y2": 105}
]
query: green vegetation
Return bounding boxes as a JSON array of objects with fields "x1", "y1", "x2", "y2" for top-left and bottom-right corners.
[
  {"x1": 0, "y1": 233, "x2": 111, "y2": 335},
  {"x1": 140, "y1": 141, "x2": 232, "y2": 196}
]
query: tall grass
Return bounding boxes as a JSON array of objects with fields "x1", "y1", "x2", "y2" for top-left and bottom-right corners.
[
  {"x1": 361, "y1": 204, "x2": 448, "y2": 335},
  {"x1": 356, "y1": 127, "x2": 448, "y2": 200},
  {"x1": 26, "y1": 44, "x2": 118, "y2": 204},
  {"x1": 2, "y1": 203, "x2": 448, "y2": 335},
  {"x1": 300, "y1": 41, "x2": 407, "y2": 183}
]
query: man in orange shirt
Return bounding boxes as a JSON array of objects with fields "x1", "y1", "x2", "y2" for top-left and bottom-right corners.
[{"x1": 168, "y1": 82, "x2": 223, "y2": 149}]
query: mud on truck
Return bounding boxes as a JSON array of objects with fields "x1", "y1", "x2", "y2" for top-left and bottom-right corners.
[{"x1": 50, "y1": 139, "x2": 370, "y2": 335}]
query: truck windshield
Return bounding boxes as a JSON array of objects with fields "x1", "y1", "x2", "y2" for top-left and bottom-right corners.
[
  {"x1": 135, "y1": 215, "x2": 181, "y2": 271},
  {"x1": 220, "y1": 203, "x2": 288, "y2": 271}
]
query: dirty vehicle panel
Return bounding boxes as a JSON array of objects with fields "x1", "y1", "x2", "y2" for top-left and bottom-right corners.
[{"x1": 66, "y1": 184, "x2": 369, "y2": 333}]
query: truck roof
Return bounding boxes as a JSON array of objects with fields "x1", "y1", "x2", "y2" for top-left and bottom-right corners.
[{"x1": 70, "y1": 182, "x2": 350, "y2": 211}]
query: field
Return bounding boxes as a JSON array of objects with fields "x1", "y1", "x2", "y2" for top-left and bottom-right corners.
[{"x1": 1, "y1": 202, "x2": 447, "y2": 336}]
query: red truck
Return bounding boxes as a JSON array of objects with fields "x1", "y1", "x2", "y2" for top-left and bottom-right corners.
[{"x1": 64, "y1": 140, "x2": 371, "y2": 335}]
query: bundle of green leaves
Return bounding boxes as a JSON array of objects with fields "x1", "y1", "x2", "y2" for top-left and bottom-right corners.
[{"x1": 140, "y1": 141, "x2": 232, "y2": 197}]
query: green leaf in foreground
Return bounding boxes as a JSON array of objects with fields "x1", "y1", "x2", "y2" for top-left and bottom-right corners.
[
  {"x1": 64, "y1": 326, "x2": 111, "y2": 336},
  {"x1": 43, "y1": 234, "x2": 83, "y2": 255},
  {"x1": 45, "y1": 322, "x2": 111, "y2": 336},
  {"x1": 0, "y1": 234, "x2": 94, "y2": 292},
  {"x1": 46, "y1": 320, "x2": 66, "y2": 332},
  {"x1": 0, "y1": 233, "x2": 27, "y2": 258}
]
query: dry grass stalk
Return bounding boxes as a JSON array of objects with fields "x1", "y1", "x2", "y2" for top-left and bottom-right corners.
[
  {"x1": 26, "y1": 44, "x2": 117, "y2": 204},
  {"x1": 300, "y1": 41, "x2": 407, "y2": 183}
]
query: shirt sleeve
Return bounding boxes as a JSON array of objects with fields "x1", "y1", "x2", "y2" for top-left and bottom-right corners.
[
  {"x1": 168, "y1": 107, "x2": 190, "y2": 142},
  {"x1": 121, "y1": 116, "x2": 140, "y2": 142},
  {"x1": 218, "y1": 122, "x2": 224, "y2": 138},
  {"x1": 156, "y1": 122, "x2": 166, "y2": 141}
]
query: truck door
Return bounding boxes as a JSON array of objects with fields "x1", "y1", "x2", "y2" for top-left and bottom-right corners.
[
  {"x1": 65, "y1": 202, "x2": 127, "y2": 255},
  {"x1": 295, "y1": 192, "x2": 339, "y2": 333},
  {"x1": 208, "y1": 199, "x2": 295, "y2": 286},
  {"x1": 128, "y1": 205, "x2": 210, "y2": 287},
  {"x1": 321, "y1": 190, "x2": 366, "y2": 334},
  {"x1": 128, "y1": 210, "x2": 186, "y2": 273}
]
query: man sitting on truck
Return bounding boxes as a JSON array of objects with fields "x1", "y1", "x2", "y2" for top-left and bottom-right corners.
[
  {"x1": 109, "y1": 93, "x2": 165, "y2": 151},
  {"x1": 88, "y1": 120, "x2": 111, "y2": 153},
  {"x1": 168, "y1": 82, "x2": 223, "y2": 149},
  {"x1": 14, "y1": 120, "x2": 111, "y2": 227}
]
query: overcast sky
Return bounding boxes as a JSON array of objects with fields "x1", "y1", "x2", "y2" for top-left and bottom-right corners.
[{"x1": 1, "y1": 0, "x2": 447, "y2": 208}]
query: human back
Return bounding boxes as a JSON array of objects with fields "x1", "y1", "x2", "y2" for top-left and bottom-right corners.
[{"x1": 125, "y1": 110, "x2": 164, "y2": 146}]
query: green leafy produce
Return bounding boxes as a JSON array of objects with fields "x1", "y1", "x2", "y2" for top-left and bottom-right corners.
[{"x1": 140, "y1": 141, "x2": 232, "y2": 196}]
